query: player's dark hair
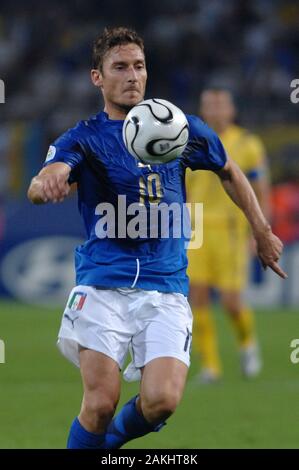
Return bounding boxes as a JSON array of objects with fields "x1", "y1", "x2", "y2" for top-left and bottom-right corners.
[{"x1": 92, "y1": 26, "x2": 145, "y2": 71}]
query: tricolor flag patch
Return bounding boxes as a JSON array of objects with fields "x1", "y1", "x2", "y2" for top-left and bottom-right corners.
[{"x1": 68, "y1": 292, "x2": 87, "y2": 311}]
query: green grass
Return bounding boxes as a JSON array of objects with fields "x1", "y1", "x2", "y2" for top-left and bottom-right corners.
[{"x1": 0, "y1": 300, "x2": 298, "y2": 448}]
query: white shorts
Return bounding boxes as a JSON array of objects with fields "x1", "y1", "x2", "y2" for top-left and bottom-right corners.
[{"x1": 57, "y1": 286, "x2": 193, "y2": 381}]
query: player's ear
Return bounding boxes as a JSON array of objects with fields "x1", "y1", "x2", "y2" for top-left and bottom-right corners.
[{"x1": 91, "y1": 69, "x2": 103, "y2": 88}]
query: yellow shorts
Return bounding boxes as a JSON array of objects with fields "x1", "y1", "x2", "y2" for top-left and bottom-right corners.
[{"x1": 187, "y1": 224, "x2": 249, "y2": 291}]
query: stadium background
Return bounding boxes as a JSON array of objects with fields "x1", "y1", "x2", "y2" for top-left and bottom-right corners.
[{"x1": 0, "y1": 0, "x2": 299, "y2": 448}]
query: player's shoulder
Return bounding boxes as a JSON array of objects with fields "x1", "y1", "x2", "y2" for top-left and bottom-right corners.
[
  {"x1": 232, "y1": 126, "x2": 266, "y2": 169},
  {"x1": 54, "y1": 112, "x2": 106, "y2": 145},
  {"x1": 233, "y1": 125, "x2": 264, "y2": 146},
  {"x1": 186, "y1": 114, "x2": 205, "y2": 130},
  {"x1": 72, "y1": 112, "x2": 105, "y2": 135},
  {"x1": 185, "y1": 114, "x2": 217, "y2": 140}
]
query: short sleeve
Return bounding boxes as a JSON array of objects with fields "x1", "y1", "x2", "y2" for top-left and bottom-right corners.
[
  {"x1": 43, "y1": 122, "x2": 86, "y2": 183},
  {"x1": 182, "y1": 115, "x2": 227, "y2": 171}
]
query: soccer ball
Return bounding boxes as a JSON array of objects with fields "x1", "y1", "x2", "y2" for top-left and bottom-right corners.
[{"x1": 123, "y1": 98, "x2": 189, "y2": 164}]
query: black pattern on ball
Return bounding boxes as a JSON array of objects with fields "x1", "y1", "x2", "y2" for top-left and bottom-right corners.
[
  {"x1": 145, "y1": 124, "x2": 189, "y2": 157},
  {"x1": 136, "y1": 98, "x2": 173, "y2": 124}
]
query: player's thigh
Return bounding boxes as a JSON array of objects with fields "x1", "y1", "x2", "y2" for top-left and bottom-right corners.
[
  {"x1": 187, "y1": 242, "x2": 213, "y2": 286},
  {"x1": 212, "y1": 228, "x2": 248, "y2": 290},
  {"x1": 58, "y1": 286, "x2": 134, "y2": 370},
  {"x1": 133, "y1": 292, "x2": 192, "y2": 372},
  {"x1": 79, "y1": 347, "x2": 121, "y2": 406},
  {"x1": 140, "y1": 357, "x2": 188, "y2": 408},
  {"x1": 217, "y1": 246, "x2": 248, "y2": 290}
]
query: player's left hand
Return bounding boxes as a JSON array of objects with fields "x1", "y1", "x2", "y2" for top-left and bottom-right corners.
[{"x1": 254, "y1": 228, "x2": 288, "y2": 279}]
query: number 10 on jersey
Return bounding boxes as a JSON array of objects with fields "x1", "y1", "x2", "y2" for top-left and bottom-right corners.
[{"x1": 139, "y1": 174, "x2": 163, "y2": 205}]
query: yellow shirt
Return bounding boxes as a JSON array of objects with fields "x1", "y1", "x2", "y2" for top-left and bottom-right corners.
[{"x1": 186, "y1": 124, "x2": 266, "y2": 231}]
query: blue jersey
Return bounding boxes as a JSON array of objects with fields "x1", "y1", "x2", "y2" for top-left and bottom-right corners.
[{"x1": 44, "y1": 111, "x2": 227, "y2": 295}]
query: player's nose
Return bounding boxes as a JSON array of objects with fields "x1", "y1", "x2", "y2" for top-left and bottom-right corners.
[{"x1": 127, "y1": 65, "x2": 138, "y2": 82}]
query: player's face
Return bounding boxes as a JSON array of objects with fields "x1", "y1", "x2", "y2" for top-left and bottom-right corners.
[
  {"x1": 92, "y1": 43, "x2": 147, "y2": 115},
  {"x1": 199, "y1": 91, "x2": 236, "y2": 131}
]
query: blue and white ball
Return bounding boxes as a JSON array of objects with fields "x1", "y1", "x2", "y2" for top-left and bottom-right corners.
[{"x1": 123, "y1": 98, "x2": 189, "y2": 164}]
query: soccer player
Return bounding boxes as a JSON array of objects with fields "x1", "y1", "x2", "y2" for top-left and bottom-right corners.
[
  {"x1": 27, "y1": 27, "x2": 286, "y2": 449},
  {"x1": 187, "y1": 88, "x2": 271, "y2": 383}
]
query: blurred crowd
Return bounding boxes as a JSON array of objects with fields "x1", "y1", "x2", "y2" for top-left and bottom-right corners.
[{"x1": 0, "y1": 0, "x2": 298, "y2": 199}]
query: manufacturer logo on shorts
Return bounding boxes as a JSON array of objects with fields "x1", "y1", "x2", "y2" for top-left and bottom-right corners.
[{"x1": 68, "y1": 292, "x2": 87, "y2": 311}]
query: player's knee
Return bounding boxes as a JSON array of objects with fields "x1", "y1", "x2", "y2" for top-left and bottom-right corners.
[
  {"x1": 222, "y1": 298, "x2": 241, "y2": 316},
  {"x1": 82, "y1": 394, "x2": 116, "y2": 426},
  {"x1": 141, "y1": 391, "x2": 179, "y2": 423}
]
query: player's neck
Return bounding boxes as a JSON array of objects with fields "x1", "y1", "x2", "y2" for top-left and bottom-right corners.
[
  {"x1": 212, "y1": 122, "x2": 231, "y2": 136},
  {"x1": 104, "y1": 104, "x2": 127, "y2": 121}
]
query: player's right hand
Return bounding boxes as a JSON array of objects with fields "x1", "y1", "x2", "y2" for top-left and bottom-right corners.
[
  {"x1": 255, "y1": 228, "x2": 288, "y2": 279},
  {"x1": 27, "y1": 163, "x2": 71, "y2": 204}
]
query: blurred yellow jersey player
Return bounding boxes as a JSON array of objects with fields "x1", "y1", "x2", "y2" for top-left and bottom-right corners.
[{"x1": 187, "y1": 88, "x2": 270, "y2": 383}]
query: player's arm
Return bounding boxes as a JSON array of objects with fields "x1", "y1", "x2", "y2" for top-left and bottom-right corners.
[
  {"x1": 28, "y1": 123, "x2": 85, "y2": 204},
  {"x1": 216, "y1": 157, "x2": 287, "y2": 279},
  {"x1": 27, "y1": 162, "x2": 72, "y2": 204},
  {"x1": 249, "y1": 159, "x2": 271, "y2": 222}
]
